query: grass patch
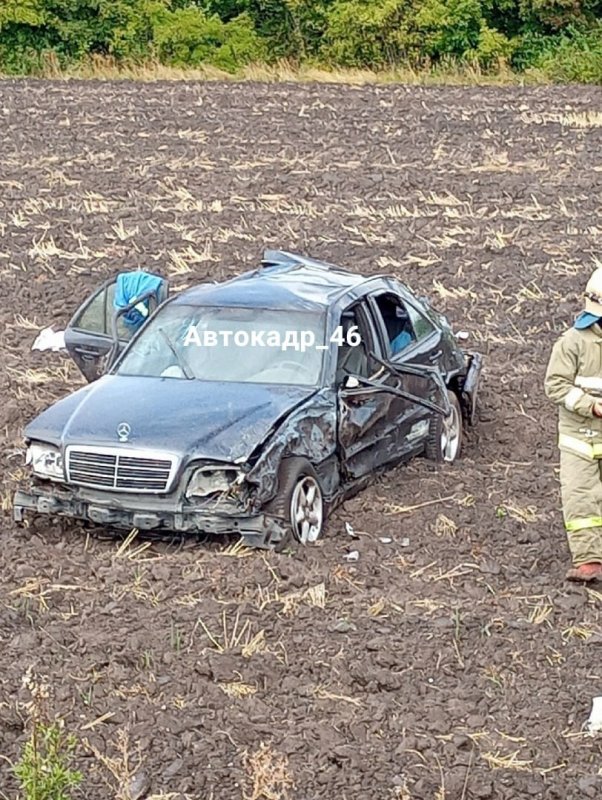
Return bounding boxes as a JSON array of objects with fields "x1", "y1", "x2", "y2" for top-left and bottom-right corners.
[
  {"x1": 0, "y1": 54, "x2": 547, "y2": 86},
  {"x1": 13, "y1": 667, "x2": 82, "y2": 800}
]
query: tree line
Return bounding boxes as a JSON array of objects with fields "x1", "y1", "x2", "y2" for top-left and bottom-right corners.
[{"x1": 1, "y1": 0, "x2": 600, "y2": 81}]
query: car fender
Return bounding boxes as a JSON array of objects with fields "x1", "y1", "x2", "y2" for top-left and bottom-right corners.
[{"x1": 245, "y1": 388, "x2": 338, "y2": 504}]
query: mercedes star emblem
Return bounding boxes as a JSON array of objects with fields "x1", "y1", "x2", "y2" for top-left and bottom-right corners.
[{"x1": 117, "y1": 422, "x2": 131, "y2": 443}]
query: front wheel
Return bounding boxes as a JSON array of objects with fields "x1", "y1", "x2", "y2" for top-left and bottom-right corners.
[
  {"x1": 265, "y1": 457, "x2": 325, "y2": 549},
  {"x1": 425, "y1": 390, "x2": 463, "y2": 463}
]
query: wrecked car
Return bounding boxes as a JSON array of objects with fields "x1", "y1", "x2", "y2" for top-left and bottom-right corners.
[{"x1": 13, "y1": 250, "x2": 482, "y2": 549}]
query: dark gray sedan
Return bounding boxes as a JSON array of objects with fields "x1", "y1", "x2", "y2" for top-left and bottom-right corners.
[{"x1": 14, "y1": 250, "x2": 482, "y2": 549}]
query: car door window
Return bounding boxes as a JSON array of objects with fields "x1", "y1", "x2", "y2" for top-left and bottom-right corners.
[
  {"x1": 72, "y1": 281, "x2": 132, "y2": 340},
  {"x1": 371, "y1": 293, "x2": 418, "y2": 356},
  {"x1": 74, "y1": 286, "x2": 109, "y2": 334},
  {"x1": 406, "y1": 303, "x2": 436, "y2": 341},
  {"x1": 335, "y1": 304, "x2": 375, "y2": 384}
]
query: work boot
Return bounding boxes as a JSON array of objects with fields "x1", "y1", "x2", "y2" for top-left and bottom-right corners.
[{"x1": 565, "y1": 562, "x2": 602, "y2": 582}]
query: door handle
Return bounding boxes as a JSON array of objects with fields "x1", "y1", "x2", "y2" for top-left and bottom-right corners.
[
  {"x1": 428, "y1": 350, "x2": 443, "y2": 363},
  {"x1": 75, "y1": 349, "x2": 100, "y2": 362}
]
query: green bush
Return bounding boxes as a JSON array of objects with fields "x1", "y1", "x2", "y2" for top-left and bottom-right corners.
[
  {"x1": 245, "y1": 0, "x2": 331, "y2": 60},
  {"x1": 320, "y1": 0, "x2": 410, "y2": 68},
  {"x1": 533, "y1": 23, "x2": 602, "y2": 83},
  {"x1": 0, "y1": 0, "x2": 167, "y2": 69},
  {"x1": 0, "y1": 0, "x2": 600, "y2": 79},
  {"x1": 0, "y1": 0, "x2": 48, "y2": 73},
  {"x1": 517, "y1": 0, "x2": 602, "y2": 33},
  {"x1": 0, "y1": 43, "x2": 46, "y2": 74},
  {"x1": 509, "y1": 29, "x2": 552, "y2": 71},
  {"x1": 14, "y1": 720, "x2": 82, "y2": 800},
  {"x1": 0, "y1": 1, "x2": 266, "y2": 74},
  {"x1": 470, "y1": 22, "x2": 514, "y2": 68},
  {"x1": 152, "y1": 7, "x2": 265, "y2": 71},
  {"x1": 320, "y1": 0, "x2": 515, "y2": 68},
  {"x1": 414, "y1": 0, "x2": 483, "y2": 58},
  {"x1": 215, "y1": 11, "x2": 267, "y2": 70},
  {"x1": 152, "y1": 6, "x2": 224, "y2": 65},
  {"x1": 100, "y1": 0, "x2": 167, "y2": 60}
]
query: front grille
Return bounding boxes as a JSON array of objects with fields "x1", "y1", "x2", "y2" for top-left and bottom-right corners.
[{"x1": 66, "y1": 448, "x2": 176, "y2": 493}]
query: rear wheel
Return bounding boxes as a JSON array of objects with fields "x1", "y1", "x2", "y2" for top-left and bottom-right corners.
[
  {"x1": 425, "y1": 390, "x2": 462, "y2": 463},
  {"x1": 265, "y1": 457, "x2": 325, "y2": 550}
]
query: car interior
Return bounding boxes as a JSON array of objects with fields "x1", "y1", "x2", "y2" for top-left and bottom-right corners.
[{"x1": 373, "y1": 294, "x2": 416, "y2": 355}]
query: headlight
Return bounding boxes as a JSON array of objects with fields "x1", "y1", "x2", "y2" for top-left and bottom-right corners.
[
  {"x1": 186, "y1": 467, "x2": 242, "y2": 499},
  {"x1": 26, "y1": 443, "x2": 65, "y2": 480}
]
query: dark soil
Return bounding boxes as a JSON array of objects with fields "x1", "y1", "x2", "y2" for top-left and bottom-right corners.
[{"x1": 1, "y1": 79, "x2": 601, "y2": 799}]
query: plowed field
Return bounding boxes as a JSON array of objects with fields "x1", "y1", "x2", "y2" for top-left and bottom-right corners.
[{"x1": 1, "y1": 80, "x2": 602, "y2": 799}]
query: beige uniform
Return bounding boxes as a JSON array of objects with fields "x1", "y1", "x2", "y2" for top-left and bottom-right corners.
[{"x1": 544, "y1": 324, "x2": 602, "y2": 565}]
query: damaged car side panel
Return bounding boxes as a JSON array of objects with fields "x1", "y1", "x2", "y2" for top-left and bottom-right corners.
[{"x1": 246, "y1": 392, "x2": 338, "y2": 503}]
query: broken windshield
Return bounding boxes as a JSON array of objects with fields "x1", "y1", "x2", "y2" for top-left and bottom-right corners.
[{"x1": 115, "y1": 304, "x2": 327, "y2": 386}]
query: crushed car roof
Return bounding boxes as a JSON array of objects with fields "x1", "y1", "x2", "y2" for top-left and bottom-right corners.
[{"x1": 171, "y1": 250, "x2": 369, "y2": 310}]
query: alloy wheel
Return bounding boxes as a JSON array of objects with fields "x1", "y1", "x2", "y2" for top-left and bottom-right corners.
[
  {"x1": 290, "y1": 476, "x2": 323, "y2": 544},
  {"x1": 441, "y1": 402, "x2": 461, "y2": 462}
]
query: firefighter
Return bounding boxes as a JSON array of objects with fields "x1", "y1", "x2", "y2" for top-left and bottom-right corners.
[{"x1": 545, "y1": 267, "x2": 602, "y2": 581}]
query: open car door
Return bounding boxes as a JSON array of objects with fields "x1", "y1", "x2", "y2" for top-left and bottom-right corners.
[{"x1": 64, "y1": 271, "x2": 169, "y2": 382}]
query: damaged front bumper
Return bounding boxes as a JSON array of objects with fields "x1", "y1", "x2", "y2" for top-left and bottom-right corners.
[{"x1": 12, "y1": 483, "x2": 286, "y2": 549}]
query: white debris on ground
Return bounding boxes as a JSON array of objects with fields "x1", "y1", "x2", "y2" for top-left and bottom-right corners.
[
  {"x1": 31, "y1": 327, "x2": 66, "y2": 352},
  {"x1": 586, "y1": 697, "x2": 602, "y2": 733},
  {"x1": 345, "y1": 521, "x2": 360, "y2": 539}
]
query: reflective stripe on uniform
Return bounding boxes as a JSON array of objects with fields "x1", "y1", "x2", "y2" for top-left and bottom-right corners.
[
  {"x1": 566, "y1": 516, "x2": 602, "y2": 532},
  {"x1": 558, "y1": 434, "x2": 602, "y2": 459},
  {"x1": 576, "y1": 375, "x2": 602, "y2": 392},
  {"x1": 565, "y1": 386, "x2": 585, "y2": 411}
]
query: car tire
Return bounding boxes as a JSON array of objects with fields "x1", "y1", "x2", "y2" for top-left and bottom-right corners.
[
  {"x1": 266, "y1": 457, "x2": 325, "y2": 550},
  {"x1": 425, "y1": 390, "x2": 463, "y2": 463}
]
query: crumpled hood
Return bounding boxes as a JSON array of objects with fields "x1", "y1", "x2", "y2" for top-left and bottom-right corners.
[{"x1": 24, "y1": 375, "x2": 317, "y2": 463}]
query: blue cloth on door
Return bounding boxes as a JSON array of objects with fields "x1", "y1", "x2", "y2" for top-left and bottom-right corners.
[{"x1": 114, "y1": 272, "x2": 165, "y2": 329}]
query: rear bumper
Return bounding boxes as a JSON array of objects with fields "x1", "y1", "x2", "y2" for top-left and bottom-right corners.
[{"x1": 13, "y1": 486, "x2": 285, "y2": 548}]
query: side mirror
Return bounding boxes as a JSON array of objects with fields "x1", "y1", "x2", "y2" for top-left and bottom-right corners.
[{"x1": 418, "y1": 295, "x2": 432, "y2": 308}]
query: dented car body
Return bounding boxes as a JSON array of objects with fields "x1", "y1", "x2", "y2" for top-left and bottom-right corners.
[{"x1": 13, "y1": 251, "x2": 482, "y2": 548}]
